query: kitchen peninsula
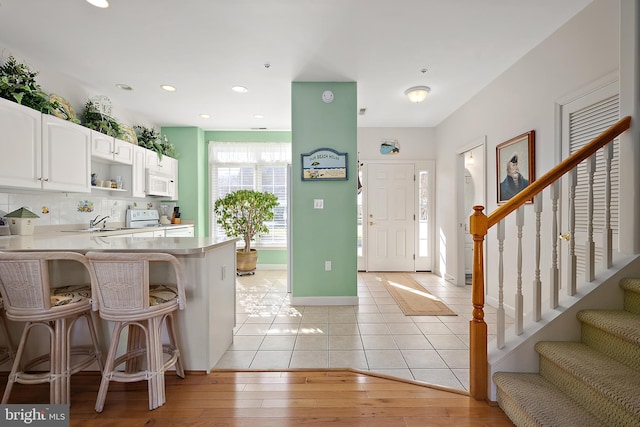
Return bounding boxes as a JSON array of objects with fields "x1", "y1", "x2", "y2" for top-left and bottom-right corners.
[{"x1": 0, "y1": 232, "x2": 238, "y2": 373}]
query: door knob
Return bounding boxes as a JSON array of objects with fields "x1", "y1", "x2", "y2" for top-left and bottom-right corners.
[{"x1": 369, "y1": 221, "x2": 375, "y2": 226}]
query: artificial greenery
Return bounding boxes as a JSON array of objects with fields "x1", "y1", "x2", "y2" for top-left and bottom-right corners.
[
  {"x1": 0, "y1": 55, "x2": 58, "y2": 114},
  {"x1": 82, "y1": 101, "x2": 122, "y2": 137},
  {"x1": 214, "y1": 190, "x2": 280, "y2": 252},
  {"x1": 134, "y1": 125, "x2": 178, "y2": 159}
]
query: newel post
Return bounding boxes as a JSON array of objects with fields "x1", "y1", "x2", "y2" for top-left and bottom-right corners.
[{"x1": 469, "y1": 205, "x2": 488, "y2": 400}]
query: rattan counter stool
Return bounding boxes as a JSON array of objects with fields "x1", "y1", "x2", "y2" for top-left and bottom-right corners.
[
  {"x1": 84, "y1": 252, "x2": 186, "y2": 412},
  {"x1": 0, "y1": 252, "x2": 104, "y2": 405}
]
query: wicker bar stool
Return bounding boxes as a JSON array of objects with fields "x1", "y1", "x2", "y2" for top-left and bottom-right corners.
[
  {"x1": 0, "y1": 252, "x2": 104, "y2": 405},
  {"x1": 85, "y1": 252, "x2": 186, "y2": 412}
]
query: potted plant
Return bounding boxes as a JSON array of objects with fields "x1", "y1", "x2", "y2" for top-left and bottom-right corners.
[
  {"x1": 134, "y1": 125, "x2": 178, "y2": 159},
  {"x1": 0, "y1": 55, "x2": 58, "y2": 114},
  {"x1": 82, "y1": 100, "x2": 122, "y2": 137},
  {"x1": 214, "y1": 189, "x2": 280, "y2": 274}
]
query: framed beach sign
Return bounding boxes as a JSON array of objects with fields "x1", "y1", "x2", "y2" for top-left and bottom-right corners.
[
  {"x1": 301, "y1": 148, "x2": 348, "y2": 181},
  {"x1": 496, "y1": 130, "x2": 535, "y2": 204}
]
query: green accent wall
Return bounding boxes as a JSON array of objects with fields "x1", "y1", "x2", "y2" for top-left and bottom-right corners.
[
  {"x1": 161, "y1": 127, "x2": 207, "y2": 236},
  {"x1": 291, "y1": 82, "x2": 358, "y2": 298}
]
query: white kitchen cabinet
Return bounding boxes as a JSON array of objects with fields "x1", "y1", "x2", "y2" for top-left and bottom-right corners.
[
  {"x1": 0, "y1": 98, "x2": 90, "y2": 193},
  {"x1": 106, "y1": 144, "x2": 146, "y2": 198},
  {"x1": 42, "y1": 115, "x2": 92, "y2": 192},
  {"x1": 91, "y1": 130, "x2": 134, "y2": 165},
  {"x1": 0, "y1": 97, "x2": 42, "y2": 190}
]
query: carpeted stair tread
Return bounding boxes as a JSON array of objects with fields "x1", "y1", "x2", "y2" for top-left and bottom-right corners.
[
  {"x1": 620, "y1": 278, "x2": 640, "y2": 314},
  {"x1": 577, "y1": 310, "x2": 640, "y2": 346},
  {"x1": 535, "y1": 341, "x2": 640, "y2": 420},
  {"x1": 619, "y1": 277, "x2": 640, "y2": 294},
  {"x1": 494, "y1": 372, "x2": 604, "y2": 427}
]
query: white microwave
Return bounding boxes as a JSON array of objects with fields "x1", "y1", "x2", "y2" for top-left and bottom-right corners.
[{"x1": 146, "y1": 169, "x2": 173, "y2": 197}]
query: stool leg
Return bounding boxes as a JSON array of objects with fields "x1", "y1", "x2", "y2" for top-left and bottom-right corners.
[
  {"x1": 95, "y1": 321, "x2": 124, "y2": 413},
  {"x1": 147, "y1": 316, "x2": 164, "y2": 410},
  {"x1": 52, "y1": 318, "x2": 66, "y2": 405},
  {"x1": 0, "y1": 310, "x2": 15, "y2": 363},
  {"x1": 165, "y1": 312, "x2": 184, "y2": 378},
  {"x1": 1, "y1": 322, "x2": 33, "y2": 404},
  {"x1": 83, "y1": 312, "x2": 104, "y2": 371}
]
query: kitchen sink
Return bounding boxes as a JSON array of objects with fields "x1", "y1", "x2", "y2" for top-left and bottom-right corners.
[{"x1": 62, "y1": 227, "x2": 131, "y2": 233}]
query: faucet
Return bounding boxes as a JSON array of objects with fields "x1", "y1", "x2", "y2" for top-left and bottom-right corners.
[{"x1": 90, "y1": 215, "x2": 110, "y2": 229}]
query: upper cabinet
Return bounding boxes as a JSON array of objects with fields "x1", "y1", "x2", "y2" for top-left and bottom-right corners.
[
  {"x1": 0, "y1": 98, "x2": 91, "y2": 193},
  {"x1": 0, "y1": 97, "x2": 42, "y2": 190},
  {"x1": 91, "y1": 130, "x2": 134, "y2": 165},
  {"x1": 42, "y1": 114, "x2": 92, "y2": 193}
]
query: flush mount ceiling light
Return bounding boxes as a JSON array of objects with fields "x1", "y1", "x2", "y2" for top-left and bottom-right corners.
[
  {"x1": 160, "y1": 84, "x2": 177, "y2": 92},
  {"x1": 254, "y1": 114, "x2": 264, "y2": 119},
  {"x1": 404, "y1": 86, "x2": 431, "y2": 103},
  {"x1": 232, "y1": 86, "x2": 248, "y2": 94},
  {"x1": 86, "y1": 0, "x2": 109, "y2": 8},
  {"x1": 199, "y1": 114, "x2": 211, "y2": 119},
  {"x1": 115, "y1": 83, "x2": 133, "y2": 91}
]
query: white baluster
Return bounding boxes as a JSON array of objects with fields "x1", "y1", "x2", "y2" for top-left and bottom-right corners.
[
  {"x1": 533, "y1": 194, "x2": 542, "y2": 322},
  {"x1": 569, "y1": 168, "x2": 577, "y2": 296},
  {"x1": 516, "y1": 206, "x2": 524, "y2": 335},
  {"x1": 603, "y1": 143, "x2": 613, "y2": 269},
  {"x1": 497, "y1": 220, "x2": 505, "y2": 349},
  {"x1": 550, "y1": 181, "x2": 560, "y2": 308},
  {"x1": 586, "y1": 155, "x2": 596, "y2": 282}
]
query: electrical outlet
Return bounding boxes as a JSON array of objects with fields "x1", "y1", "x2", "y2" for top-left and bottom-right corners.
[
  {"x1": 314, "y1": 199, "x2": 324, "y2": 209},
  {"x1": 325, "y1": 261, "x2": 331, "y2": 271}
]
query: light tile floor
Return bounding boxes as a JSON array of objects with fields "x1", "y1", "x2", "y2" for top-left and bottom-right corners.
[{"x1": 214, "y1": 270, "x2": 509, "y2": 391}]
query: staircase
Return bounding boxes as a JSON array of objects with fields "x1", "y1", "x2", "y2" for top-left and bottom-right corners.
[{"x1": 494, "y1": 278, "x2": 640, "y2": 427}]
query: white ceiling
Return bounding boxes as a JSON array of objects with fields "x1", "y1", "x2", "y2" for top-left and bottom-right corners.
[{"x1": 0, "y1": 0, "x2": 593, "y2": 130}]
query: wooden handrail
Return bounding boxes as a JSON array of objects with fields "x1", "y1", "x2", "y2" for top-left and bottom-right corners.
[
  {"x1": 469, "y1": 115, "x2": 631, "y2": 401},
  {"x1": 488, "y1": 116, "x2": 631, "y2": 228}
]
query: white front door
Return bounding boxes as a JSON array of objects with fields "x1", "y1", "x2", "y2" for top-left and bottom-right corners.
[
  {"x1": 560, "y1": 81, "x2": 619, "y2": 289},
  {"x1": 366, "y1": 163, "x2": 415, "y2": 271}
]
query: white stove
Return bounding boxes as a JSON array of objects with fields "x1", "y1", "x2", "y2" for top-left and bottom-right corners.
[{"x1": 125, "y1": 209, "x2": 161, "y2": 228}]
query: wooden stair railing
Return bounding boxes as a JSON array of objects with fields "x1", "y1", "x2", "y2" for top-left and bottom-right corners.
[{"x1": 468, "y1": 115, "x2": 631, "y2": 400}]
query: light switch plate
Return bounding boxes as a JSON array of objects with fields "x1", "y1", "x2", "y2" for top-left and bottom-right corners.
[{"x1": 314, "y1": 199, "x2": 324, "y2": 209}]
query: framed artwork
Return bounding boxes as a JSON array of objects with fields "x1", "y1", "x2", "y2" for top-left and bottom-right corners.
[
  {"x1": 496, "y1": 130, "x2": 535, "y2": 204},
  {"x1": 301, "y1": 148, "x2": 348, "y2": 181}
]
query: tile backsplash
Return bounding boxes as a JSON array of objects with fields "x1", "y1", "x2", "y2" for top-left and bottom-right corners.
[{"x1": 0, "y1": 191, "x2": 162, "y2": 229}]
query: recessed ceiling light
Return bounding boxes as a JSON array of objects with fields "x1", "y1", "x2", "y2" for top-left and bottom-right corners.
[
  {"x1": 115, "y1": 84, "x2": 133, "y2": 91},
  {"x1": 200, "y1": 114, "x2": 211, "y2": 119},
  {"x1": 86, "y1": 0, "x2": 109, "y2": 8},
  {"x1": 254, "y1": 114, "x2": 264, "y2": 119},
  {"x1": 232, "y1": 86, "x2": 248, "y2": 94},
  {"x1": 160, "y1": 84, "x2": 177, "y2": 92}
]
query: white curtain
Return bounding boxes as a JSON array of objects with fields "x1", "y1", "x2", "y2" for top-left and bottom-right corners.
[{"x1": 208, "y1": 141, "x2": 291, "y2": 164}]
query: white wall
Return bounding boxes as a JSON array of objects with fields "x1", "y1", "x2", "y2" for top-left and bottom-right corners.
[
  {"x1": 358, "y1": 127, "x2": 435, "y2": 161},
  {"x1": 0, "y1": 44, "x2": 157, "y2": 128},
  {"x1": 434, "y1": 0, "x2": 620, "y2": 308}
]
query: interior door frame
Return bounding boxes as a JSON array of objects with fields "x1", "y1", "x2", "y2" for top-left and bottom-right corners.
[
  {"x1": 557, "y1": 74, "x2": 619, "y2": 290},
  {"x1": 361, "y1": 160, "x2": 433, "y2": 272},
  {"x1": 456, "y1": 137, "x2": 486, "y2": 287}
]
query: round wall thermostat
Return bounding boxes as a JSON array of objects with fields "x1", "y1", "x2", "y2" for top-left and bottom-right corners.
[{"x1": 322, "y1": 90, "x2": 334, "y2": 103}]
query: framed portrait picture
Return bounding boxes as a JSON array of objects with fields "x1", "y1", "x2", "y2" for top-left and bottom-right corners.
[{"x1": 496, "y1": 130, "x2": 535, "y2": 204}]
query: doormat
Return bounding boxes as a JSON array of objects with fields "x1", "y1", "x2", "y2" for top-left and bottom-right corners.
[{"x1": 379, "y1": 273, "x2": 457, "y2": 316}]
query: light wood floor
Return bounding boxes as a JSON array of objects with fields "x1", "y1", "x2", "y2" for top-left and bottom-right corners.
[{"x1": 1, "y1": 370, "x2": 514, "y2": 426}]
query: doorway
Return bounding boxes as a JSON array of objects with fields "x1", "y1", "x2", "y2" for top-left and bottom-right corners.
[
  {"x1": 363, "y1": 161, "x2": 434, "y2": 272},
  {"x1": 560, "y1": 80, "x2": 619, "y2": 288},
  {"x1": 456, "y1": 139, "x2": 486, "y2": 287}
]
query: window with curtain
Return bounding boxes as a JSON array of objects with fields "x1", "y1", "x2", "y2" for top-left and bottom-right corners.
[{"x1": 209, "y1": 141, "x2": 291, "y2": 247}]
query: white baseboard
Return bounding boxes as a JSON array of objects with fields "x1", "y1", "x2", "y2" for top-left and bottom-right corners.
[
  {"x1": 290, "y1": 296, "x2": 358, "y2": 306},
  {"x1": 256, "y1": 264, "x2": 287, "y2": 270}
]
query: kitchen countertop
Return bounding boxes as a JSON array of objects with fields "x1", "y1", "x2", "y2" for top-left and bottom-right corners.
[{"x1": 0, "y1": 232, "x2": 236, "y2": 255}]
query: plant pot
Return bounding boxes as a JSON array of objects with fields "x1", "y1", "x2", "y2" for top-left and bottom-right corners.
[{"x1": 236, "y1": 249, "x2": 258, "y2": 275}]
